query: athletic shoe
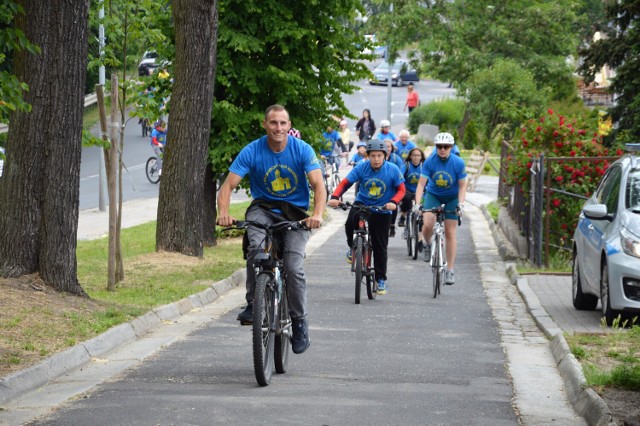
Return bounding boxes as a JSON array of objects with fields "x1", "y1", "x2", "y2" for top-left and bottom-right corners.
[
  {"x1": 291, "y1": 319, "x2": 311, "y2": 354},
  {"x1": 423, "y1": 243, "x2": 431, "y2": 262},
  {"x1": 445, "y1": 270, "x2": 455, "y2": 285},
  {"x1": 237, "y1": 303, "x2": 253, "y2": 325},
  {"x1": 346, "y1": 249, "x2": 353, "y2": 264},
  {"x1": 398, "y1": 216, "x2": 406, "y2": 227},
  {"x1": 389, "y1": 225, "x2": 396, "y2": 237},
  {"x1": 377, "y1": 279, "x2": 387, "y2": 295}
]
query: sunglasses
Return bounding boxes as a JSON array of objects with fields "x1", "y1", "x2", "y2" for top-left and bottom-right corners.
[{"x1": 436, "y1": 145, "x2": 451, "y2": 150}]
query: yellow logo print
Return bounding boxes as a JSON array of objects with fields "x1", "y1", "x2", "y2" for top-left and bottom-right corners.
[
  {"x1": 368, "y1": 181, "x2": 382, "y2": 197},
  {"x1": 435, "y1": 173, "x2": 449, "y2": 188},
  {"x1": 271, "y1": 169, "x2": 291, "y2": 192}
]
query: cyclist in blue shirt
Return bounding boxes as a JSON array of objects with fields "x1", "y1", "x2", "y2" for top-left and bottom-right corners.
[
  {"x1": 395, "y1": 130, "x2": 417, "y2": 161},
  {"x1": 397, "y1": 147, "x2": 425, "y2": 228},
  {"x1": 376, "y1": 119, "x2": 397, "y2": 142},
  {"x1": 328, "y1": 139, "x2": 406, "y2": 295},
  {"x1": 414, "y1": 132, "x2": 467, "y2": 285},
  {"x1": 217, "y1": 105, "x2": 326, "y2": 354},
  {"x1": 348, "y1": 141, "x2": 368, "y2": 166},
  {"x1": 385, "y1": 139, "x2": 404, "y2": 237},
  {"x1": 320, "y1": 124, "x2": 344, "y2": 176}
]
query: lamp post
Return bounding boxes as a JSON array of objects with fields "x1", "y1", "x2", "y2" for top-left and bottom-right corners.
[
  {"x1": 98, "y1": 2, "x2": 108, "y2": 212},
  {"x1": 386, "y1": 3, "x2": 394, "y2": 122}
]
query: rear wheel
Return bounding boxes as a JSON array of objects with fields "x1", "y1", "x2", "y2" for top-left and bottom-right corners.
[
  {"x1": 274, "y1": 287, "x2": 290, "y2": 374},
  {"x1": 405, "y1": 213, "x2": 414, "y2": 256},
  {"x1": 145, "y1": 157, "x2": 160, "y2": 184},
  {"x1": 572, "y1": 251, "x2": 598, "y2": 310},
  {"x1": 432, "y1": 238, "x2": 440, "y2": 298},
  {"x1": 412, "y1": 215, "x2": 421, "y2": 260},
  {"x1": 354, "y1": 237, "x2": 363, "y2": 304},
  {"x1": 253, "y1": 273, "x2": 275, "y2": 386}
]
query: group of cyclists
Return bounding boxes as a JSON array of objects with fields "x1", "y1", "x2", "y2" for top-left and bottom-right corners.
[{"x1": 216, "y1": 105, "x2": 467, "y2": 357}]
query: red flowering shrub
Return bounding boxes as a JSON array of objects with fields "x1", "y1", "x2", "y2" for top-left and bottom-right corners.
[{"x1": 505, "y1": 109, "x2": 615, "y2": 251}]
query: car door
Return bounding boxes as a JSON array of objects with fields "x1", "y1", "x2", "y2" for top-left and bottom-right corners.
[{"x1": 582, "y1": 166, "x2": 622, "y2": 289}]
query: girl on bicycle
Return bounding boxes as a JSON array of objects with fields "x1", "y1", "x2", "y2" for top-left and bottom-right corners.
[
  {"x1": 150, "y1": 120, "x2": 167, "y2": 175},
  {"x1": 397, "y1": 147, "x2": 425, "y2": 228},
  {"x1": 328, "y1": 139, "x2": 405, "y2": 295},
  {"x1": 414, "y1": 132, "x2": 467, "y2": 285}
]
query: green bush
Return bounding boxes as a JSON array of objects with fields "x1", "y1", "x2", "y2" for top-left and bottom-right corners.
[
  {"x1": 461, "y1": 119, "x2": 479, "y2": 150},
  {"x1": 407, "y1": 98, "x2": 465, "y2": 135}
]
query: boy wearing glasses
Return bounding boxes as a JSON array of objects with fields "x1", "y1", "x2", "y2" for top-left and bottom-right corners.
[{"x1": 414, "y1": 132, "x2": 467, "y2": 285}]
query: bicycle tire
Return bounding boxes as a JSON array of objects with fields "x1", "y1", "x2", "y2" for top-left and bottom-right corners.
[
  {"x1": 274, "y1": 285, "x2": 290, "y2": 374},
  {"x1": 366, "y1": 243, "x2": 376, "y2": 300},
  {"x1": 253, "y1": 273, "x2": 275, "y2": 386},
  {"x1": 405, "y1": 213, "x2": 413, "y2": 257},
  {"x1": 332, "y1": 173, "x2": 341, "y2": 194},
  {"x1": 145, "y1": 157, "x2": 160, "y2": 184},
  {"x1": 412, "y1": 215, "x2": 420, "y2": 260},
  {"x1": 432, "y1": 237, "x2": 440, "y2": 299},
  {"x1": 354, "y1": 237, "x2": 363, "y2": 304}
]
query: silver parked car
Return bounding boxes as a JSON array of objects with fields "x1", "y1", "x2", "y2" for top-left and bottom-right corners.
[{"x1": 572, "y1": 144, "x2": 640, "y2": 325}]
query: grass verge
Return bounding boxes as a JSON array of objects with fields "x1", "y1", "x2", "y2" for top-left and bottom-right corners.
[{"x1": 0, "y1": 201, "x2": 249, "y2": 376}]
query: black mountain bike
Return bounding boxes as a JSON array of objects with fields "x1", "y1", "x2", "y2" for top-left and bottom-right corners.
[
  {"x1": 223, "y1": 219, "x2": 308, "y2": 386},
  {"x1": 340, "y1": 202, "x2": 385, "y2": 304},
  {"x1": 403, "y1": 205, "x2": 422, "y2": 260}
]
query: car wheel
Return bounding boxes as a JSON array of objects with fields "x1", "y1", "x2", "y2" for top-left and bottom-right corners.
[
  {"x1": 572, "y1": 250, "x2": 598, "y2": 310},
  {"x1": 600, "y1": 262, "x2": 620, "y2": 326}
]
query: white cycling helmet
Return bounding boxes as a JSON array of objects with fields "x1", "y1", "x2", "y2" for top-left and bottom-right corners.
[
  {"x1": 433, "y1": 132, "x2": 455, "y2": 145},
  {"x1": 380, "y1": 119, "x2": 391, "y2": 127}
]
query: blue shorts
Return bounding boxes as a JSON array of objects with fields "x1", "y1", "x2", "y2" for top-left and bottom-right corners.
[{"x1": 422, "y1": 192, "x2": 459, "y2": 221}]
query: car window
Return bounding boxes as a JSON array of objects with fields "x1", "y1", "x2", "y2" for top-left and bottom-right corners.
[
  {"x1": 596, "y1": 165, "x2": 621, "y2": 214},
  {"x1": 626, "y1": 168, "x2": 640, "y2": 211}
]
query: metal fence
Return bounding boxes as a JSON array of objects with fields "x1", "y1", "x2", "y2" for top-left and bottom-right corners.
[{"x1": 498, "y1": 140, "x2": 620, "y2": 266}]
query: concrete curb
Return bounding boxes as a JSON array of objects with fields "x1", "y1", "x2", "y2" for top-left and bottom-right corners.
[
  {"x1": 504, "y1": 266, "x2": 613, "y2": 426},
  {"x1": 481, "y1": 203, "x2": 612, "y2": 425},
  {"x1": 0, "y1": 268, "x2": 247, "y2": 406}
]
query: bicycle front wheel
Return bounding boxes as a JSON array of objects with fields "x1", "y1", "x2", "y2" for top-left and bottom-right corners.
[
  {"x1": 253, "y1": 273, "x2": 275, "y2": 386},
  {"x1": 274, "y1": 285, "x2": 291, "y2": 374},
  {"x1": 412, "y1": 215, "x2": 420, "y2": 260},
  {"x1": 405, "y1": 214, "x2": 413, "y2": 256},
  {"x1": 432, "y1": 239, "x2": 441, "y2": 299},
  {"x1": 365, "y1": 244, "x2": 376, "y2": 300},
  {"x1": 145, "y1": 157, "x2": 160, "y2": 184},
  {"x1": 354, "y1": 237, "x2": 363, "y2": 304}
]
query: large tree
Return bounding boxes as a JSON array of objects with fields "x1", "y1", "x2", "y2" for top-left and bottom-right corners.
[
  {"x1": 0, "y1": 0, "x2": 90, "y2": 294},
  {"x1": 155, "y1": 0, "x2": 218, "y2": 257},
  {"x1": 579, "y1": 0, "x2": 640, "y2": 141}
]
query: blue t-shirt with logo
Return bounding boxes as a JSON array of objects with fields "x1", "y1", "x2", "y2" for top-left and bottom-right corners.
[
  {"x1": 395, "y1": 140, "x2": 417, "y2": 160},
  {"x1": 349, "y1": 152, "x2": 367, "y2": 165},
  {"x1": 346, "y1": 160, "x2": 404, "y2": 211},
  {"x1": 376, "y1": 131, "x2": 397, "y2": 142},
  {"x1": 401, "y1": 161, "x2": 422, "y2": 193},
  {"x1": 229, "y1": 135, "x2": 321, "y2": 209},
  {"x1": 420, "y1": 153, "x2": 467, "y2": 197},
  {"x1": 321, "y1": 130, "x2": 341, "y2": 157}
]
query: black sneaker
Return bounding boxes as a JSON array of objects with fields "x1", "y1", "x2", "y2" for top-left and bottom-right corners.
[
  {"x1": 389, "y1": 225, "x2": 396, "y2": 237},
  {"x1": 398, "y1": 216, "x2": 406, "y2": 227},
  {"x1": 237, "y1": 304, "x2": 253, "y2": 325},
  {"x1": 291, "y1": 319, "x2": 311, "y2": 354}
]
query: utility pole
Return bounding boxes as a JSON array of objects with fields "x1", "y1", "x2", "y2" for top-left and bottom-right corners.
[
  {"x1": 98, "y1": 2, "x2": 108, "y2": 212},
  {"x1": 386, "y1": 3, "x2": 394, "y2": 122}
]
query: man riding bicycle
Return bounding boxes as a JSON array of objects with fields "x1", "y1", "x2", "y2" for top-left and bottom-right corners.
[
  {"x1": 414, "y1": 132, "x2": 467, "y2": 285},
  {"x1": 217, "y1": 105, "x2": 326, "y2": 355},
  {"x1": 320, "y1": 124, "x2": 345, "y2": 176},
  {"x1": 328, "y1": 139, "x2": 405, "y2": 295}
]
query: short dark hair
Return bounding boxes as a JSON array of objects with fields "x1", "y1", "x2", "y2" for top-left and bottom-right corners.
[{"x1": 264, "y1": 104, "x2": 288, "y2": 120}]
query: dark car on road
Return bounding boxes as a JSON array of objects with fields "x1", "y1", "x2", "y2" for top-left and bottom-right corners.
[
  {"x1": 369, "y1": 59, "x2": 419, "y2": 86},
  {"x1": 138, "y1": 51, "x2": 159, "y2": 76},
  {"x1": 572, "y1": 144, "x2": 640, "y2": 325}
]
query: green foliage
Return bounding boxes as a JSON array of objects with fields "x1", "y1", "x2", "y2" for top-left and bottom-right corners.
[
  {"x1": 461, "y1": 119, "x2": 479, "y2": 151},
  {"x1": 211, "y1": 0, "x2": 372, "y2": 177},
  {"x1": 0, "y1": 1, "x2": 39, "y2": 124},
  {"x1": 467, "y1": 59, "x2": 548, "y2": 144},
  {"x1": 579, "y1": 1, "x2": 640, "y2": 140},
  {"x1": 406, "y1": 97, "x2": 464, "y2": 136},
  {"x1": 505, "y1": 109, "x2": 622, "y2": 250}
]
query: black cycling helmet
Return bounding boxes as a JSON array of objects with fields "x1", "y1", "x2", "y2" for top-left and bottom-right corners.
[{"x1": 366, "y1": 139, "x2": 386, "y2": 154}]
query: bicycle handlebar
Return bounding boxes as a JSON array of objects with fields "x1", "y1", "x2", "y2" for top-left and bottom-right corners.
[
  {"x1": 222, "y1": 219, "x2": 309, "y2": 233},
  {"x1": 420, "y1": 204, "x2": 462, "y2": 226},
  {"x1": 337, "y1": 201, "x2": 387, "y2": 214}
]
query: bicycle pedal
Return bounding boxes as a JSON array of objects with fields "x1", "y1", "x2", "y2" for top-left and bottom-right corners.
[{"x1": 239, "y1": 319, "x2": 253, "y2": 326}]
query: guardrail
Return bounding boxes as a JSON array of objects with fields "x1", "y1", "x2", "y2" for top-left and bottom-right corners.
[{"x1": 0, "y1": 92, "x2": 99, "y2": 134}]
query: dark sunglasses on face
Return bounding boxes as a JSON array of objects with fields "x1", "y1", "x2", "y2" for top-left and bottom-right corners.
[{"x1": 436, "y1": 145, "x2": 451, "y2": 150}]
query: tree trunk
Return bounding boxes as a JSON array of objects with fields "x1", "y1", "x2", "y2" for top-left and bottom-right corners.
[
  {"x1": 0, "y1": 0, "x2": 90, "y2": 296},
  {"x1": 156, "y1": 0, "x2": 218, "y2": 257},
  {"x1": 202, "y1": 162, "x2": 218, "y2": 247},
  {"x1": 457, "y1": 108, "x2": 472, "y2": 144}
]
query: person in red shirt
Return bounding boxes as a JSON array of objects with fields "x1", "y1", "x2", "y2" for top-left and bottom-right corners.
[{"x1": 403, "y1": 83, "x2": 420, "y2": 114}]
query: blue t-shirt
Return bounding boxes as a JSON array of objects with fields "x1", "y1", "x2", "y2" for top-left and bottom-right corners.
[
  {"x1": 150, "y1": 127, "x2": 167, "y2": 147},
  {"x1": 388, "y1": 152, "x2": 404, "y2": 169},
  {"x1": 349, "y1": 152, "x2": 367, "y2": 165},
  {"x1": 395, "y1": 140, "x2": 417, "y2": 160},
  {"x1": 377, "y1": 131, "x2": 397, "y2": 142},
  {"x1": 229, "y1": 135, "x2": 321, "y2": 209},
  {"x1": 321, "y1": 130, "x2": 341, "y2": 157},
  {"x1": 346, "y1": 160, "x2": 404, "y2": 210},
  {"x1": 420, "y1": 153, "x2": 467, "y2": 197},
  {"x1": 401, "y1": 161, "x2": 423, "y2": 193}
]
